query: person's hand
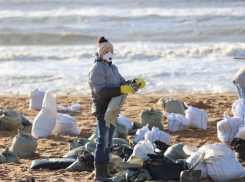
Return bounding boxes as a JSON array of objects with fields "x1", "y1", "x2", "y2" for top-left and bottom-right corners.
[
  {"x1": 136, "y1": 78, "x2": 146, "y2": 89},
  {"x1": 121, "y1": 85, "x2": 134, "y2": 94}
]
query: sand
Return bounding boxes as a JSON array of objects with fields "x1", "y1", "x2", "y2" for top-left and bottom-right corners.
[{"x1": 0, "y1": 93, "x2": 245, "y2": 182}]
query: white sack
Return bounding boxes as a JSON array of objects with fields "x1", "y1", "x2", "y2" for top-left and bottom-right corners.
[
  {"x1": 186, "y1": 151, "x2": 209, "y2": 178},
  {"x1": 217, "y1": 111, "x2": 242, "y2": 143},
  {"x1": 57, "y1": 103, "x2": 81, "y2": 111},
  {"x1": 145, "y1": 127, "x2": 172, "y2": 149},
  {"x1": 29, "y1": 88, "x2": 45, "y2": 111},
  {"x1": 232, "y1": 99, "x2": 245, "y2": 122},
  {"x1": 203, "y1": 143, "x2": 244, "y2": 181},
  {"x1": 117, "y1": 115, "x2": 132, "y2": 131},
  {"x1": 128, "y1": 140, "x2": 154, "y2": 161},
  {"x1": 32, "y1": 92, "x2": 57, "y2": 138},
  {"x1": 235, "y1": 124, "x2": 245, "y2": 140},
  {"x1": 164, "y1": 112, "x2": 190, "y2": 132},
  {"x1": 184, "y1": 102, "x2": 208, "y2": 130},
  {"x1": 134, "y1": 124, "x2": 150, "y2": 143},
  {"x1": 52, "y1": 113, "x2": 80, "y2": 135}
]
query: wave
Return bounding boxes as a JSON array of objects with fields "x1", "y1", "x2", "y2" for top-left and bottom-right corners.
[
  {"x1": 0, "y1": 42, "x2": 244, "y2": 61},
  {"x1": 1, "y1": 7, "x2": 245, "y2": 19},
  {"x1": 0, "y1": 33, "x2": 98, "y2": 45}
]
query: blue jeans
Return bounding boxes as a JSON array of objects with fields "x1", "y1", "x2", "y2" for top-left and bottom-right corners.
[
  {"x1": 94, "y1": 114, "x2": 116, "y2": 164},
  {"x1": 235, "y1": 82, "x2": 245, "y2": 104}
]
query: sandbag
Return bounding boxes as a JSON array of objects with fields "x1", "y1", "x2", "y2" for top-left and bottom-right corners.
[
  {"x1": 157, "y1": 97, "x2": 185, "y2": 115},
  {"x1": 231, "y1": 138, "x2": 245, "y2": 152},
  {"x1": 88, "y1": 126, "x2": 98, "y2": 140},
  {"x1": 109, "y1": 154, "x2": 123, "y2": 174},
  {"x1": 217, "y1": 111, "x2": 242, "y2": 143},
  {"x1": 30, "y1": 158, "x2": 76, "y2": 169},
  {"x1": 164, "y1": 143, "x2": 187, "y2": 160},
  {"x1": 110, "y1": 145, "x2": 133, "y2": 161},
  {"x1": 184, "y1": 102, "x2": 208, "y2": 130},
  {"x1": 203, "y1": 143, "x2": 245, "y2": 181},
  {"x1": 153, "y1": 140, "x2": 170, "y2": 155},
  {"x1": 230, "y1": 138, "x2": 245, "y2": 160},
  {"x1": 140, "y1": 107, "x2": 164, "y2": 130},
  {"x1": 85, "y1": 142, "x2": 96, "y2": 153},
  {"x1": 63, "y1": 146, "x2": 86, "y2": 158},
  {"x1": 116, "y1": 121, "x2": 128, "y2": 140},
  {"x1": 19, "y1": 113, "x2": 32, "y2": 126},
  {"x1": 186, "y1": 150, "x2": 208, "y2": 178},
  {"x1": 0, "y1": 108, "x2": 23, "y2": 131},
  {"x1": 146, "y1": 157, "x2": 186, "y2": 181},
  {"x1": 232, "y1": 99, "x2": 245, "y2": 122},
  {"x1": 0, "y1": 147, "x2": 18, "y2": 163},
  {"x1": 113, "y1": 138, "x2": 130, "y2": 146},
  {"x1": 78, "y1": 150, "x2": 94, "y2": 168},
  {"x1": 128, "y1": 122, "x2": 144, "y2": 135},
  {"x1": 66, "y1": 159, "x2": 94, "y2": 172},
  {"x1": 11, "y1": 129, "x2": 37, "y2": 157},
  {"x1": 235, "y1": 124, "x2": 245, "y2": 140},
  {"x1": 32, "y1": 92, "x2": 57, "y2": 138},
  {"x1": 164, "y1": 112, "x2": 190, "y2": 132},
  {"x1": 134, "y1": 124, "x2": 150, "y2": 143},
  {"x1": 117, "y1": 115, "x2": 132, "y2": 131},
  {"x1": 145, "y1": 127, "x2": 172, "y2": 149},
  {"x1": 29, "y1": 88, "x2": 45, "y2": 111},
  {"x1": 128, "y1": 140, "x2": 154, "y2": 161},
  {"x1": 67, "y1": 138, "x2": 90, "y2": 151},
  {"x1": 52, "y1": 113, "x2": 80, "y2": 135}
]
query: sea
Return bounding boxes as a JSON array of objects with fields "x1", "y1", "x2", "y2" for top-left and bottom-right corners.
[{"x1": 0, "y1": 0, "x2": 245, "y2": 95}]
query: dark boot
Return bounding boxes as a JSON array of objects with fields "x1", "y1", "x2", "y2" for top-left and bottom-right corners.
[
  {"x1": 104, "y1": 163, "x2": 112, "y2": 178},
  {"x1": 93, "y1": 163, "x2": 112, "y2": 182}
]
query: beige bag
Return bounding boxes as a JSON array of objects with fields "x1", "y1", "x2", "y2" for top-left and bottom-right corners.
[
  {"x1": 140, "y1": 108, "x2": 164, "y2": 130},
  {"x1": 0, "y1": 147, "x2": 18, "y2": 163},
  {"x1": 0, "y1": 109, "x2": 23, "y2": 131},
  {"x1": 157, "y1": 97, "x2": 185, "y2": 116},
  {"x1": 11, "y1": 130, "x2": 38, "y2": 157}
]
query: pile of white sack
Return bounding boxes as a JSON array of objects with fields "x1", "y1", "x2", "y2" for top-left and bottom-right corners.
[
  {"x1": 217, "y1": 99, "x2": 245, "y2": 143},
  {"x1": 31, "y1": 91, "x2": 80, "y2": 138},
  {"x1": 161, "y1": 102, "x2": 208, "y2": 132}
]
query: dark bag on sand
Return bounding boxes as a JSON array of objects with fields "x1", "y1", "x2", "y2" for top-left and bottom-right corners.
[
  {"x1": 78, "y1": 150, "x2": 94, "y2": 168},
  {"x1": 30, "y1": 157, "x2": 76, "y2": 169},
  {"x1": 146, "y1": 157, "x2": 187, "y2": 181},
  {"x1": 154, "y1": 140, "x2": 170, "y2": 155},
  {"x1": 110, "y1": 145, "x2": 133, "y2": 161},
  {"x1": 19, "y1": 113, "x2": 32, "y2": 126},
  {"x1": 230, "y1": 138, "x2": 245, "y2": 159},
  {"x1": 230, "y1": 138, "x2": 245, "y2": 152}
]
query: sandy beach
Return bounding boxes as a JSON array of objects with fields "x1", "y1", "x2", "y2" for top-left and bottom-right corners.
[{"x1": 0, "y1": 93, "x2": 245, "y2": 181}]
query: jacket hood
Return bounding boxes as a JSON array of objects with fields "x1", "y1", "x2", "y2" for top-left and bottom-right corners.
[{"x1": 95, "y1": 52, "x2": 103, "y2": 63}]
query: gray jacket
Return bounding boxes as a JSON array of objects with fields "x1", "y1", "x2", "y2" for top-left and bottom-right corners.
[
  {"x1": 233, "y1": 66, "x2": 245, "y2": 88},
  {"x1": 88, "y1": 53, "x2": 125, "y2": 116}
]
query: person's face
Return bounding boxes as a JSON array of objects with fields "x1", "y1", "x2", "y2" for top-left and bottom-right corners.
[{"x1": 100, "y1": 47, "x2": 113, "y2": 58}]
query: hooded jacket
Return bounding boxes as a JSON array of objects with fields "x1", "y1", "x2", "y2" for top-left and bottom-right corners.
[{"x1": 88, "y1": 53, "x2": 125, "y2": 116}]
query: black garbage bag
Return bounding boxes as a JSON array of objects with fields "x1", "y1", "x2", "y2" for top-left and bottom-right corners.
[
  {"x1": 110, "y1": 144, "x2": 133, "y2": 161},
  {"x1": 230, "y1": 138, "x2": 245, "y2": 152},
  {"x1": 230, "y1": 138, "x2": 245, "y2": 160},
  {"x1": 146, "y1": 157, "x2": 186, "y2": 181},
  {"x1": 30, "y1": 157, "x2": 76, "y2": 169},
  {"x1": 78, "y1": 150, "x2": 94, "y2": 168},
  {"x1": 147, "y1": 154, "x2": 164, "y2": 159},
  {"x1": 153, "y1": 140, "x2": 170, "y2": 155}
]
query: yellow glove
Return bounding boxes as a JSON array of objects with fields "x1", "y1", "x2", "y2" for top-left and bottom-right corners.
[
  {"x1": 136, "y1": 78, "x2": 146, "y2": 89},
  {"x1": 121, "y1": 85, "x2": 134, "y2": 94}
]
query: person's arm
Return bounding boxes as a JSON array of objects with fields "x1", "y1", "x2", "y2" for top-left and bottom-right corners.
[
  {"x1": 90, "y1": 71, "x2": 121, "y2": 99},
  {"x1": 119, "y1": 72, "x2": 126, "y2": 86}
]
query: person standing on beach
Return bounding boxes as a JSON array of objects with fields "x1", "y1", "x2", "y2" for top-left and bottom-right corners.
[
  {"x1": 88, "y1": 37, "x2": 146, "y2": 182},
  {"x1": 233, "y1": 66, "x2": 245, "y2": 103}
]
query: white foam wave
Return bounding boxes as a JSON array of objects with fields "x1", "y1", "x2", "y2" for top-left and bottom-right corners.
[
  {"x1": 1, "y1": 7, "x2": 245, "y2": 19},
  {"x1": 0, "y1": 42, "x2": 244, "y2": 61}
]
